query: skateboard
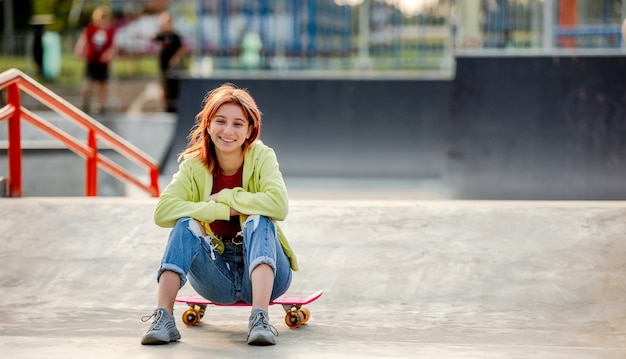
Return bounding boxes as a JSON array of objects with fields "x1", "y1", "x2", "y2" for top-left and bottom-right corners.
[{"x1": 175, "y1": 290, "x2": 323, "y2": 328}]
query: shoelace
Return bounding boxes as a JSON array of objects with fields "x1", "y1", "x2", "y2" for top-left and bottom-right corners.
[
  {"x1": 141, "y1": 310, "x2": 164, "y2": 331},
  {"x1": 251, "y1": 312, "x2": 279, "y2": 337}
]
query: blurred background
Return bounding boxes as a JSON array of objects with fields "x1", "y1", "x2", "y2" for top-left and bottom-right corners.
[
  {"x1": 1, "y1": 0, "x2": 625, "y2": 200},
  {"x1": 1, "y1": 0, "x2": 624, "y2": 78}
]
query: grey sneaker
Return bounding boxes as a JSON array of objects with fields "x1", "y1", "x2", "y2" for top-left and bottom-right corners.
[
  {"x1": 141, "y1": 308, "x2": 181, "y2": 345},
  {"x1": 247, "y1": 309, "x2": 278, "y2": 346}
]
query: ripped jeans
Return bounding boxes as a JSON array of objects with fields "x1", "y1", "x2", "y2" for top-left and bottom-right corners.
[{"x1": 157, "y1": 215, "x2": 292, "y2": 304}]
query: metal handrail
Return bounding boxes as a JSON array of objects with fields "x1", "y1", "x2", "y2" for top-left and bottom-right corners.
[{"x1": 0, "y1": 68, "x2": 160, "y2": 197}]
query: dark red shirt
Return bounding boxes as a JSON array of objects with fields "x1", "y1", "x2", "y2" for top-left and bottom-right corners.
[
  {"x1": 209, "y1": 166, "x2": 243, "y2": 237},
  {"x1": 84, "y1": 24, "x2": 115, "y2": 63}
]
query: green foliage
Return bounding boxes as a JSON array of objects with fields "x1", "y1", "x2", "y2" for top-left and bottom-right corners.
[
  {"x1": 0, "y1": 57, "x2": 29, "y2": 73},
  {"x1": 32, "y1": 0, "x2": 56, "y2": 15},
  {"x1": 32, "y1": 0, "x2": 93, "y2": 32},
  {"x1": 0, "y1": 54, "x2": 159, "y2": 85}
]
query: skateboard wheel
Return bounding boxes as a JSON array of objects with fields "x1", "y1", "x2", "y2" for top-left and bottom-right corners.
[
  {"x1": 196, "y1": 304, "x2": 207, "y2": 320},
  {"x1": 284, "y1": 309, "x2": 305, "y2": 328},
  {"x1": 299, "y1": 307, "x2": 311, "y2": 324},
  {"x1": 182, "y1": 309, "x2": 199, "y2": 326}
]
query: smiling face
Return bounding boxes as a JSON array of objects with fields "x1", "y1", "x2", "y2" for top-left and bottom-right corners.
[
  {"x1": 207, "y1": 102, "x2": 252, "y2": 157},
  {"x1": 183, "y1": 83, "x2": 262, "y2": 174}
]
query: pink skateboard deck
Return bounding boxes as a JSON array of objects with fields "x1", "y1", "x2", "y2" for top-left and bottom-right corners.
[{"x1": 175, "y1": 290, "x2": 323, "y2": 328}]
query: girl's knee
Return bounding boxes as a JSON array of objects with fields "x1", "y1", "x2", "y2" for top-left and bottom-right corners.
[
  {"x1": 173, "y1": 217, "x2": 191, "y2": 229},
  {"x1": 244, "y1": 215, "x2": 274, "y2": 233},
  {"x1": 173, "y1": 217, "x2": 206, "y2": 238},
  {"x1": 187, "y1": 219, "x2": 207, "y2": 237}
]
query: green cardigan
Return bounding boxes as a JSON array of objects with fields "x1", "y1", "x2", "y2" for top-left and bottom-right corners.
[{"x1": 154, "y1": 140, "x2": 298, "y2": 271}]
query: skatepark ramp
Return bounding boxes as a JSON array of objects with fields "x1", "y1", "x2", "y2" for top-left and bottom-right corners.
[
  {"x1": 171, "y1": 55, "x2": 626, "y2": 200},
  {"x1": 1, "y1": 197, "x2": 625, "y2": 358}
]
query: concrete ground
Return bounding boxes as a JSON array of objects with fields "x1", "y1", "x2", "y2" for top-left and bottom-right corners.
[
  {"x1": 4, "y1": 65, "x2": 624, "y2": 358},
  {"x1": 4, "y1": 79, "x2": 626, "y2": 356},
  {"x1": 0, "y1": 195, "x2": 625, "y2": 359}
]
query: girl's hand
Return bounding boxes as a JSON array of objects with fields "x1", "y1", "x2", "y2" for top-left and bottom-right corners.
[{"x1": 205, "y1": 193, "x2": 241, "y2": 216}]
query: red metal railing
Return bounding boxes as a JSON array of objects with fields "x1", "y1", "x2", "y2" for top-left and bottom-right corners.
[{"x1": 0, "y1": 68, "x2": 160, "y2": 197}]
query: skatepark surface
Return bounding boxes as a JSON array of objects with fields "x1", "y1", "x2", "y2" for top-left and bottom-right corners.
[{"x1": 1, "y1": 191, "x2": 625, "y2": 358}]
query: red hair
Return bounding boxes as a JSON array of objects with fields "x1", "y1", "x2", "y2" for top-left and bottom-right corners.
[{"x1": 178, "y1": 83, "x2": 262, "y2": 174}]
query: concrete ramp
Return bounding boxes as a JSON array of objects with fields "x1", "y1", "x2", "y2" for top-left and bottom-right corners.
[{"x1": 0, "y1": 198, "x2": 625, "y2": 358}]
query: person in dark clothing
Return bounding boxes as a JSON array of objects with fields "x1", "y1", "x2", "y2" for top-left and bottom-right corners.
[
  {"x1": 153, "y1": 12, "x2": 186, "y2": 113},
  {"x1": 30, "y1": 14, "x2": 54, "y2": 79},
  {"x1": 32, "y1": 24, "x2": 45, "y2": 77}
]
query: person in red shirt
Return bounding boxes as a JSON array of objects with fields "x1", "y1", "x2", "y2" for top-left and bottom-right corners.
[{"x1": 73, "y1": 6, "x2": 116, "y2": 114}]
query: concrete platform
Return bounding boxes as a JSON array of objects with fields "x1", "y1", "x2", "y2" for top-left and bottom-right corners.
[{"x1": 1, "y1": 197, "x2": 625, "y2": 358}]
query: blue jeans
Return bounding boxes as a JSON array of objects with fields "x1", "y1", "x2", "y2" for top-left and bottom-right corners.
[{"x1": 157, "y1": 215, "x2": 292, "y2": 304}]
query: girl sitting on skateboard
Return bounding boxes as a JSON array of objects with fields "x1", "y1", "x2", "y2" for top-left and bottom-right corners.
[{"x1": 141, "y1": 83, "x2": 298, "y2": 346}]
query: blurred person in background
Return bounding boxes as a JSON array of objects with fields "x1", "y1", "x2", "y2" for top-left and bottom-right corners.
[
  {"x1": 73, "y1": 6, "x2": 116, "y2": 114},
  {"x1": 153, "y1": 12, "x2": 187, "y2": 113}
]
